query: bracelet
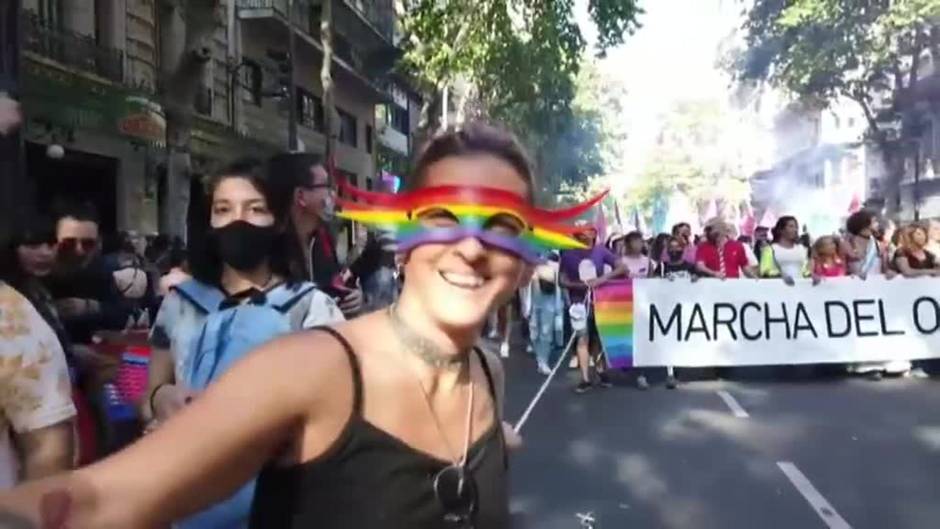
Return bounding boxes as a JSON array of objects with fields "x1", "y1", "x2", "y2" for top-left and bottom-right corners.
[{"x1": 149, "y1": 383, "x2": 169, "y2": 416}]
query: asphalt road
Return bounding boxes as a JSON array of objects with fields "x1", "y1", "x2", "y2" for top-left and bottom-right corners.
[{"x1": 500, "y1": 349, "x2": 940, "y2": 529}]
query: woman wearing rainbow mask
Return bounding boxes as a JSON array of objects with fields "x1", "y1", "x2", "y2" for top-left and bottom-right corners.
[{"x1": 0, "y1": 124, "x2": 605, "y2": 529}]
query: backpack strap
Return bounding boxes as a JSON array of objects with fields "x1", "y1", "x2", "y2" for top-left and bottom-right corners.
[
  {"x1": 174, "y1": 279, "x2": 226, "y2": 314},
  {"x1": 264, "y1": 282, "x2": 318, "y2": 313}
]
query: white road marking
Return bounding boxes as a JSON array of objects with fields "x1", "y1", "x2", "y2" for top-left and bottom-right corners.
[
  {"x1": 716, "y1": 390, "x2": 749, "y2": 418},
  {"x1": 777, "y1": 462, "x2": 852, "y2": 529}
]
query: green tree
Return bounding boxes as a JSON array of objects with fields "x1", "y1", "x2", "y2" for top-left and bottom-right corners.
[
  {"x1": 732, "y1": 0, "x2": 940, "y2": 208},
  {"x1": 624, "y1": 99, "x2": 751, "y2": 225},
  {"x1": 397, "y1": 0, "x2": 642, "y2": 196},
  {"x1": 548, "y1": 59, "x2": 630, "y2": 204}
]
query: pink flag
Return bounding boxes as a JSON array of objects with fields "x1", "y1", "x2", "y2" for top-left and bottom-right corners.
[
  {"x1": 594, "y1": 204, "x2": 608, "y2": 242},
  {"x1": 758, "y1": 208, "x2": 776, "y2": 228},
  {"x1": 847, "y1": 193, "x2": 861, "y2": 214},
  {"x1": 740, "y1": 203, "x2": 756, "y2": 236}
]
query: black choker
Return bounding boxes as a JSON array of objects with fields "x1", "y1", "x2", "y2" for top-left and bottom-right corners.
[{"x1": 388, "y1": 305, "x2": 469, "y2": 370}]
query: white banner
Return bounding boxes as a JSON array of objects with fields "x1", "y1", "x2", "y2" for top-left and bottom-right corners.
[{"x1": 632, "y1": 276, "x2": 940, "y2": 367}]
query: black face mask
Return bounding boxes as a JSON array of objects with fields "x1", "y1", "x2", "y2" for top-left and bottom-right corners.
[{"x1": 211, "y1": 221, "x2": 277, "y2": 272}]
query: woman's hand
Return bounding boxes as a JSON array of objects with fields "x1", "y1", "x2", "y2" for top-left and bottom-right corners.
[
  {"x1": 782, "y1": 275, "x2": 795, "y2": 286},
  {"x1": 151, "y1": 384, "x2": 198, "y2": 423},
  {"x1": 811, "y1": 274, "x2": 822, "y2": 286}
]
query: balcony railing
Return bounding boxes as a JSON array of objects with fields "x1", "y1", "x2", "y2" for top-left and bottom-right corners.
[
  {"x1": 237, "y1": 0, "x2": 290, "y2": 18},
  {"x1": 345, "y1": 0, "x2": 394, "y2": 42},
  {"x1": 21, "y1": 11, "x2": 124, "y2": 84},
  {"x1": 237, "y1": 0, "x2": 317, "y2": 35},
  {"x1": 238, "y1": 0, "x2": 394, "y2": 44}
]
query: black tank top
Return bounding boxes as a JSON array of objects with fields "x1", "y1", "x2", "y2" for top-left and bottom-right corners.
[{"x1": 249, "y1": 327, "x2": 510, "y2": 529}]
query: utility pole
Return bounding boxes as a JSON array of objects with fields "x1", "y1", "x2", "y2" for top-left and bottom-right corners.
[{"x1": 914, "y1": 138, "x2": 922, "y2": 221}]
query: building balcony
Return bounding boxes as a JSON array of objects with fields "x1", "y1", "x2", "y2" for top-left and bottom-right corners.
[
  {"x1": 236, "y1": 0, "x2": 399, "y2": 88},
  {"x1": 344, "y1": 0, "x2": 395, "y2": 43},
  {"x1": 237, "y1": 0, "x2": 393, "y2": 43},
  {"x1": 377, "y1": 123, "x2": 408, "y2": 155},
  {"x1": 21, "y1": 11, "x2": 124, "y2": 84}
]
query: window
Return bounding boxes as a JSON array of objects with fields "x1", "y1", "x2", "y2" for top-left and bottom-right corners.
[
  {"x1": 296, "y1": 87, "x2": 324, "y2": 131},
  {"x1": 386, "y1": 104, "x2": 409, "y2": 134},
  {"x1": 242, "y1": 59, "x2": 263, "y2": 106},
  {"x1": 195, "y1": 87, "x2": 212, "y2": 116},
  {"x1": 338, "y1": 108, "x2": 358, "y2": 147},
  {"x1": 366, "y1": 124, "x2": 373, "y2": 153}
]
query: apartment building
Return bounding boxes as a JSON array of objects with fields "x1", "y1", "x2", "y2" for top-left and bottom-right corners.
[
  {"x1": 10, "y1": 0, "x2": 409, "y2": 237},
  {"x1": 892, "y1": 53, "x2": 940, "y2": 221}
]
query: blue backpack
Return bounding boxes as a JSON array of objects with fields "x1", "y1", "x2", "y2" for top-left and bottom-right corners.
[{"x1": 173, "y1": 279, "x2": 316, "y2": 529}]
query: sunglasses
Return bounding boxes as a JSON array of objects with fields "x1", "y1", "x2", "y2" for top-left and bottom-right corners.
[
  {"x1": 59, "y1": 238, "x2": 97, "y2": 252},
  {"x1": 433, "y1": 464, "x2": 478, "y2": 528}
]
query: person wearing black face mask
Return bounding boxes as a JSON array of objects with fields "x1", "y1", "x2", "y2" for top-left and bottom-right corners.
[
  {"x1": 144, "y1": 158, "x2": 344, "y2": 444},
  {"x1": 657, "y1": 236, "x2": 699, "y2": 280},
  {"x1": 210, "y1": 220, "x2": 279, "y2": 272}
]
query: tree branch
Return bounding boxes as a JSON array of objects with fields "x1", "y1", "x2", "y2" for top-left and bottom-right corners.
[
  {"x1": 849, "y1": 90, "x2": 886, "y2": 148},
  {"x1": 908, "y1": 31, "x2": 926, "y2": 91}
]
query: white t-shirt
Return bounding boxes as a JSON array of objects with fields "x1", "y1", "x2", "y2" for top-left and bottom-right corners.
[
  {"x1": 772, "y1": 243, "x2": 808, "y2": 278},
  {"x1": 621, "y1": 255, "x2": 652, "y2": 278},
  {"x1": 0, "y1": 284, "x2": 76, "y2": 489}
]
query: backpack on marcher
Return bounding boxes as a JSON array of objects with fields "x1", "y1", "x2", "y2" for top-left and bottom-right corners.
[{"x1": 172, "y1": 279, "x2": 316, "y2": 529}]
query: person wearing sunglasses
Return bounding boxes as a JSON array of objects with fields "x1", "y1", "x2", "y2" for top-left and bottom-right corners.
[
  {"x1": 0, "y1": 123, "x2": 559, "y2": 528},
  {"x1": 269, "y1": 152, "x2": 365, "y2": 317},
  {"x1": 44, "y1": 203, "x2": 131, "y2": 346}
]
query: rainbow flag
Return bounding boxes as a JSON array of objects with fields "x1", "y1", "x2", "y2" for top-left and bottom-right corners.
[{"x1": 594, "y1": 280, "x2": 634, "y2": 368}]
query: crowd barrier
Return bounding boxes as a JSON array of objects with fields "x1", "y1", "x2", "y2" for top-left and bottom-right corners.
[{"x1": 594, "y1": 277, "x2": 940, "y2": 368}]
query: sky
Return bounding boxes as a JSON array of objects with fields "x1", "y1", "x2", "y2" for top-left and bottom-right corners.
[{"x1": 574, "y1": 0, "x2": 755, "y2": 190}]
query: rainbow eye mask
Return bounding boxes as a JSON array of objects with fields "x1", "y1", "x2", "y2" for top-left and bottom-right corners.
[{"x1": 336, "y1": 179, "x2": 609, "y2": 263}]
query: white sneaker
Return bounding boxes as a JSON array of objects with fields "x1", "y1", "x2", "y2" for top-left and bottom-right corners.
[
  {"x1": 500, "y1": 342, "x2": 510, "y2": 358},
  {"x1": 537, "y1": 362, "x2": 551, "y2": 375},
  {"x1": 569, "y1": 356, "x2": 579, "y2": 369}
]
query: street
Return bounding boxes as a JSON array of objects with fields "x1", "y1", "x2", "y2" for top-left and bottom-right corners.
[{"x1": 503, "y1": 352, "x2": 940, "y2": 529}]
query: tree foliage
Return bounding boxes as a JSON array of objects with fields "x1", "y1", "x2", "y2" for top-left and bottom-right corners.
[
  {"x1": 732, "y1": 0, "x2": 940, "y2": 146},
  {"x1": 623, "y1": 99, "x2": 751, "y2": 222},
  {"x1": 397, "y1": 0, "x2": 642, "y2": 199}
]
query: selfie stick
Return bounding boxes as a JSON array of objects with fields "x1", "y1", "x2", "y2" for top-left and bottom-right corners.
[
  {"x1": 514, "y1": 286, "x2": 595, "y2": 434},
  {"x1": 513, "y1": 331, "x2": 578, "y2": 434}
]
